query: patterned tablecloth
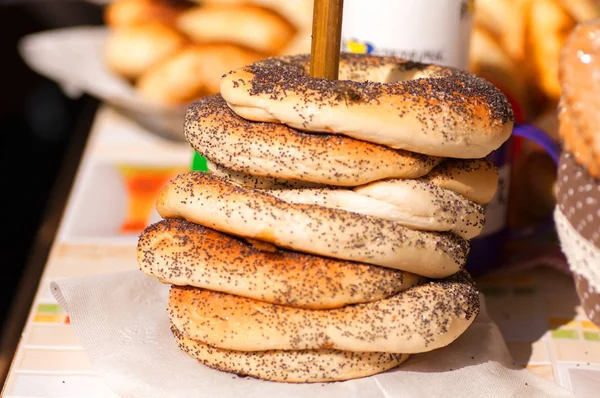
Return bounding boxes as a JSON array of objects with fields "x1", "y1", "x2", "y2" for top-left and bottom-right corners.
[{"x1": 2, "y1": 107, "x2": 600, "y2": 397}]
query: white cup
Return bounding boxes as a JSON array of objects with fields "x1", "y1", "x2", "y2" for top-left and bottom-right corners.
[{"x1": 341, "y1": 0, "x2": 474, "y2": 69}]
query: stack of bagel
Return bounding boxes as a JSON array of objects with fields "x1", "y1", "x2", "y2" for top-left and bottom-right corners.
[
  {"x1": 103, "y1": 0, "x2": 312, "y2": 105},
  {"x1": 137, "y1": 53, "x2": 515, "y2": 382}
]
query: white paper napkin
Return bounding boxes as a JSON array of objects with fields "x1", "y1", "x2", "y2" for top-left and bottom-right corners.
[{"x1": 51, "y1": 271, "x2": 575, "y2": 398}]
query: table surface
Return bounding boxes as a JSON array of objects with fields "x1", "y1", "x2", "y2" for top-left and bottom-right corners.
[{"x1": 2, "y1": 106, "x2": 600, "y2": 397}]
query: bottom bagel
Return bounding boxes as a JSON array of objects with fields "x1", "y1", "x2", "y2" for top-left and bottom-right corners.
[
  {"x1": 171, "y1": 325, "x2": 409, "y2": 383},
  {"x1": 169, "y1": 272, "x2": 479, "y2": 354}
]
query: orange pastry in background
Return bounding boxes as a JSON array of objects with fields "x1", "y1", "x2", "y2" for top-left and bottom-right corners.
[{"x1": 104, "y1": 0, "x2": 191, "y2": 28}]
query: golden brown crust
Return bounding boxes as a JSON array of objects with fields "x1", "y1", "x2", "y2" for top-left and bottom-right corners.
[
  {"x1": 157, "y1": 172, "x2": 470, "y2": 278},
  {"x1": 220, "y1": 54, "x2": 514, "y2": 158},
  {"x1": 559, "y1": 21, "x2": 600, "y2": 178},
  {"x1": 168, "y1": 272, "x2": 479, "y2": 353},
  {"x1": 171, "y1": 325, "x2": 409, "y2": 383},
  {"x1": 185, "y1": 95, "x2": 441, "y2": 186},
  {"x1": 138, "y1": 219, "x2": 424, "y2": 309},
  {"x1": 104, "y1": 0, "x2": 190, "y2": 27},
  {"x1": 176, "y1": 5, "x2": 295, "y2": 54},
  {"x1": 136, "y1": 44, "x2": 262, "y2": 105}
]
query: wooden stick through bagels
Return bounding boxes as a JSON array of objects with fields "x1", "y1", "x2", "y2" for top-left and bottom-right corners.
[{"x1": 310, "y1": 0, "x2": 344, "y2": 79}]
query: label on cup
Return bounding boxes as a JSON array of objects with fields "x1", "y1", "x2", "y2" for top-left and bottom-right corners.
[{"x1": 341, "y1": 0, "x2": 474, "y2": 69}]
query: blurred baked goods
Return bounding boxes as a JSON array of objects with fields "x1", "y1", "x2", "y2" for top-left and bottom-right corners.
[
  {"x1": 528, "y1": 0, "x2": 576, "y2": 101},
  {"x1": 197, "y1": 0, "x2": 313, "y2": 30},
  {"x1": 104, "y1": 0, "x2": 312, "y2": 105},
  {"x1": 470, "y1": 0, "x2": 599, "y2": 120},
  {"x1": 104, "y1": 0, "x2": 191, "y2": 27},
  {"x1": 472, "y1": 0, "x2": 529, "y2": 63},
  {"x1": 137, "y1": 44, "x2": 262, "y2": 105},
  {"x1": 105, "y1": 22, "x2": 185, "y2": 80},
  {"x1": 176, "y1": 5, "x2": 295, "y2": 54}
]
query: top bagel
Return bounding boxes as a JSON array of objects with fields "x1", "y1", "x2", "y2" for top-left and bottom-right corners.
[{"x1": 220, "y1": 54, "x2": 514, "y2": 158}]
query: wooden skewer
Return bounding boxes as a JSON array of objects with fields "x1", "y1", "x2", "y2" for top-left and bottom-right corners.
[{"x1": 309, "y1": 0, "x2": 344, "y2": 79}]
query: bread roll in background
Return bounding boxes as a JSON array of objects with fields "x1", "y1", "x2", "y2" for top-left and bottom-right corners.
[
  {"x1": 177, "y1": 5, "x2": 295, "y2": 54},
  {"x1": 196, "y1": 0, "x2": 314, "y2": 31},
  {"x1": 137, "y1": 44, "x2": 262, "y2": 105},
  {"x1": 473, "y1": 0, "x2": 529, "y2": 63},
  {"x1": 104, "y1": 0, "x2": 191, "y2": 27},
  {"x1": 103, "y1": 0, "x2": 313, "y2": 105},
  {"x1": 105, "y1": 22, "x2": 186, "y2": 80}
]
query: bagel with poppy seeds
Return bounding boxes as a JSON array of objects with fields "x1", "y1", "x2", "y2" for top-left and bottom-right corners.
[
  {"x1": 220, "y1": 54, "x2": 514, "y2": 158},
  {"x1": 265, "y1": 181, "x2": 485, "y2": 239},
  {"x1": 157, "y1": 172, "x2": 469, "y2": 278},
  {"x1": 170, "y1": 325, "x2": 410, "y2": 383},
  {"x1": 168, "y1": 272, "x2": 479, "y2": 353},
  {"x1": 138, "y1": 218, "x2": 424, "y2": 309},
  {"x1": 185, "y1": 95, "x2": 441, "y2": 186},
  {"x1": 206, "y1": 157, "x2": 498, "y2": 206}
]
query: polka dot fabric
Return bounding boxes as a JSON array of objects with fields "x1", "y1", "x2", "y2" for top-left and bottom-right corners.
[
  {"x1": 555, "y1": 151, "x2": 600, "y2": 326},
  {"x1": 557, "y1": 152, "x2": 600, "y2": 249},
  {"x1": 555, "y1": 208, "x2": 600, "y2": 325},
  {"x1": 575, "y1": 275, "x2": 600, "y2": 326}
]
